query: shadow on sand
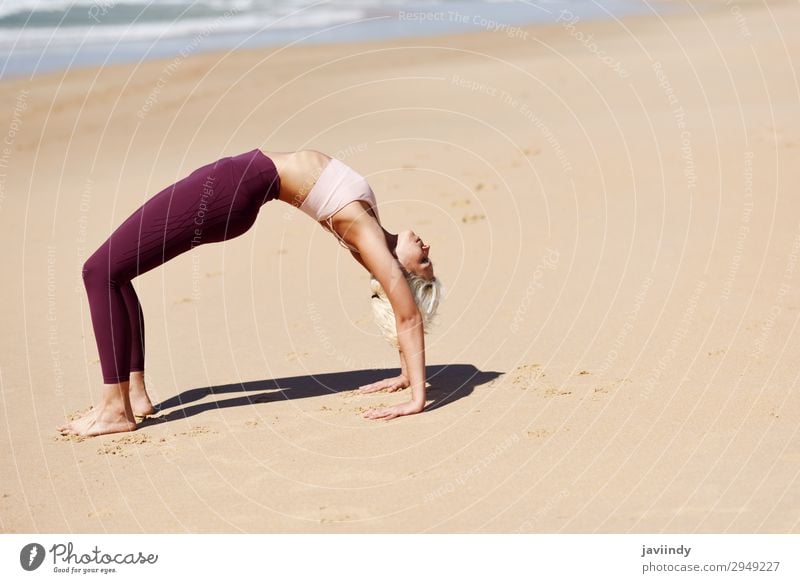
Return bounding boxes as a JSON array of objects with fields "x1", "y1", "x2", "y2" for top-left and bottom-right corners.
[{"x1": 139, "y1": 364, "x2": 501, "y2": 427}]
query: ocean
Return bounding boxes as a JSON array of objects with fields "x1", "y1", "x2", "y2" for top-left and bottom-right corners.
[{"x1": 0, "y1": 0, "x2": 663, "y2": 79}]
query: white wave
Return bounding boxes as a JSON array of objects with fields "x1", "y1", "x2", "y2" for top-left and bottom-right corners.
[
  {"x1": 0, "y1": 0, "x2": 256, "y2": 20},
  {"x1": 0, "y1": 7, "x2": 366, "y2": 48}
]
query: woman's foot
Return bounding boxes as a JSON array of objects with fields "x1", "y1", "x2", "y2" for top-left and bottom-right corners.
[
  {"x1": 57, "y1": 382, "x2": 138, "y2": 438},
  {"x1": 57, "y1": 405, "x2": 136, "y2": 437},
  {"x1": 129, "y1": 371, "x2": 156, "y2": 417}
]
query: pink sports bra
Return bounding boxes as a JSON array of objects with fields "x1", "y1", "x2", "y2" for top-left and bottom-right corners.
[{"x1": 298, "y1": 157, "x2": 381, "y2": 251}]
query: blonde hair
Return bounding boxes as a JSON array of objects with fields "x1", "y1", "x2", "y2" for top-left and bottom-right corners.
[{"x1": 370, "y1": 272, "x2": 443, "y2": 348}]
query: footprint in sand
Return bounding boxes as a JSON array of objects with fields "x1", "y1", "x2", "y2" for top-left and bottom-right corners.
[
  {"x1": 472, "y1": 182, "x2": 497, "y2": 193},
  {"x1": 96, "y1": 444, "x2": 129, "y2": 457},
  {"x1": 95, "y1": 430, "x2": 212, "y2": 460},
  {"x1": 543, "y1": 388, "x2": 572, "y2": 398},
  {"x1": 113, "y1": 434, "x2": 151, "y2": 445},
  {"x1": 314, "y1": 505, "x2": 366, "y2": 524},
  {"x1": 527, "y1": 429, "x2": 554, "y2": 439},
  {"x1": 54, "y1": 434, "x2": 89, "y2": 443},
  {"x1": 96, "y1": 434, "x2": 152, "y2": 457},
  {"x1": 177, "y1": 425, "x2": 217, "y2": 437},
  {"x1": 591, "y1": 378, "x2": 631, "y2": 399},
  {"x1": 450, "y1": 198, "x2": 472, "y2": 207},
  {"x1": 461, "y1": 213, "x2": 486, "y2": 223},
  {"x1": 508, "y1": 363, "x2": 544, "y2": 388}
]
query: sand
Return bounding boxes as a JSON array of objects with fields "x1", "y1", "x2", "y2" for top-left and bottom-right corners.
[{"x1": 1, "y1": 0, "x2": 800, "y2": 533}]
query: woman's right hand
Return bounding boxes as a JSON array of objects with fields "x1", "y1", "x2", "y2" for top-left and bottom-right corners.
[{"x1": 357, "y1": 374, "x2": 409, "y2": 394}]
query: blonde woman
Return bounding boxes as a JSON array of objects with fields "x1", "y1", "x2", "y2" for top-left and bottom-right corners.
[{"x1": 59, "y1": 148, "x2": 442, "y2": 437}]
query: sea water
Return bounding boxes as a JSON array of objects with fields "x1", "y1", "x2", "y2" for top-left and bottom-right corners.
[{"x1": 0, "y1": 0, "x2": 664, "y2": 79}]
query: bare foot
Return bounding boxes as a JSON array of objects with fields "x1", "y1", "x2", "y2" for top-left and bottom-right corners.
[
  {"x1": 57, "y1": 407, "x2": 99, "y2": 434},
  {"x1": 129, "y1": 371, "x2": 156, "y2": 418},
  {"x1": 58, "y1": 405, "x2": 136, "y2": 437}
]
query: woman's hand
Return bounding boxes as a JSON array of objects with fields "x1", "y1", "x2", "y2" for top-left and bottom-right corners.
[
  {"x1": 357, "y1": 374, "x2": 409, "y2": 394},
  {"x1": 363, "y1": 400, "x2": 424, "y2": 420}
]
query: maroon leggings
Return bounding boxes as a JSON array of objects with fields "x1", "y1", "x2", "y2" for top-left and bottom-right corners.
[{"x1": 81, "y1": 149, "x2": 281, "y2": 384}]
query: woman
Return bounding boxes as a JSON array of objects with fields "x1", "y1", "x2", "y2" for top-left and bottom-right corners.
[{"x1": 58, "y1": 148, "x2": 442, "y2": 437}]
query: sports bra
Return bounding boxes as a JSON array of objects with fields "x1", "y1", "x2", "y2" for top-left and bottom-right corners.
[{"x1": 298, "y1": 157, "x2": 381, "y2": 252}]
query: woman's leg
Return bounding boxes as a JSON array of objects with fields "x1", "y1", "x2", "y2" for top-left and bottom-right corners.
[
  {"x1": 62, "y1": 156, "x2": 235, "y2": 436},
  {"x1": 58, "y1": 243, "x2": 140, "y2": 436},
  {"x1": 122, "y1": 281, "x2": 145, "y2": 372},
  {"x1": 121, "y1": 282, "x2": 155, "y2": 417},
  {"x1": 61, "y1": 150, "x2": 279, "y2": 437}
]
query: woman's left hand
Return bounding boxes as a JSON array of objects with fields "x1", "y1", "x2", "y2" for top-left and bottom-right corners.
[
  {"x1": 363, "y1": 400, "x2": 424, "y2": 420},
  {"x1": 357, "y1": 374, "x2": 409, "y2": 394}
]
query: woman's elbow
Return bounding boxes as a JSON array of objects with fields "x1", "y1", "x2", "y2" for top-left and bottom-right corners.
[{"x1": 395, "y1": 309, "x2": 422, "y2": 328}]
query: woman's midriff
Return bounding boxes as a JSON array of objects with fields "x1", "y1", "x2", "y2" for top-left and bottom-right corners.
[{"x1": 265, "y1": 149, "x2": 331, "y2": 208}]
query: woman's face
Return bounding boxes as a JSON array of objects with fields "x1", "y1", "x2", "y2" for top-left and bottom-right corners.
[{"x1": 396, "y1": 229, "x2": 434, "y2": 280}]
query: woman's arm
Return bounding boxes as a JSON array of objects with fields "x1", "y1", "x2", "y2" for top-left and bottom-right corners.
[
  {"x1": 350, "y1": 223, "x2": 426, "y2": 419},
  {"x1": 348, "y1": 249, "x2": 411, "y2": 393}
]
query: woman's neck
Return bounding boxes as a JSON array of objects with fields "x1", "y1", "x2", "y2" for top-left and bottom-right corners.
[{"x1": 385, "y1": 230, "x2": 399, "y2": 258}]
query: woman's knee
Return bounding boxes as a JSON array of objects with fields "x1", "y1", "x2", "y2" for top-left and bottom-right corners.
[
  {"x1": 82, "y1": 253, "x2": 121, "y2": 290},
  {"x1": 82, "y1": 257, "x2": 103, "y2": 290}
]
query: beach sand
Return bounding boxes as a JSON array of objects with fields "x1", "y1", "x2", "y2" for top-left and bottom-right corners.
[{"x1": 1, "y1": 0, "x2": 799, "y2": 533}]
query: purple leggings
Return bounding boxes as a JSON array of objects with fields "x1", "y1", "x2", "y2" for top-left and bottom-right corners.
[{"x1": 81, "y1": 149, "x2": 281, "y2": 384}]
